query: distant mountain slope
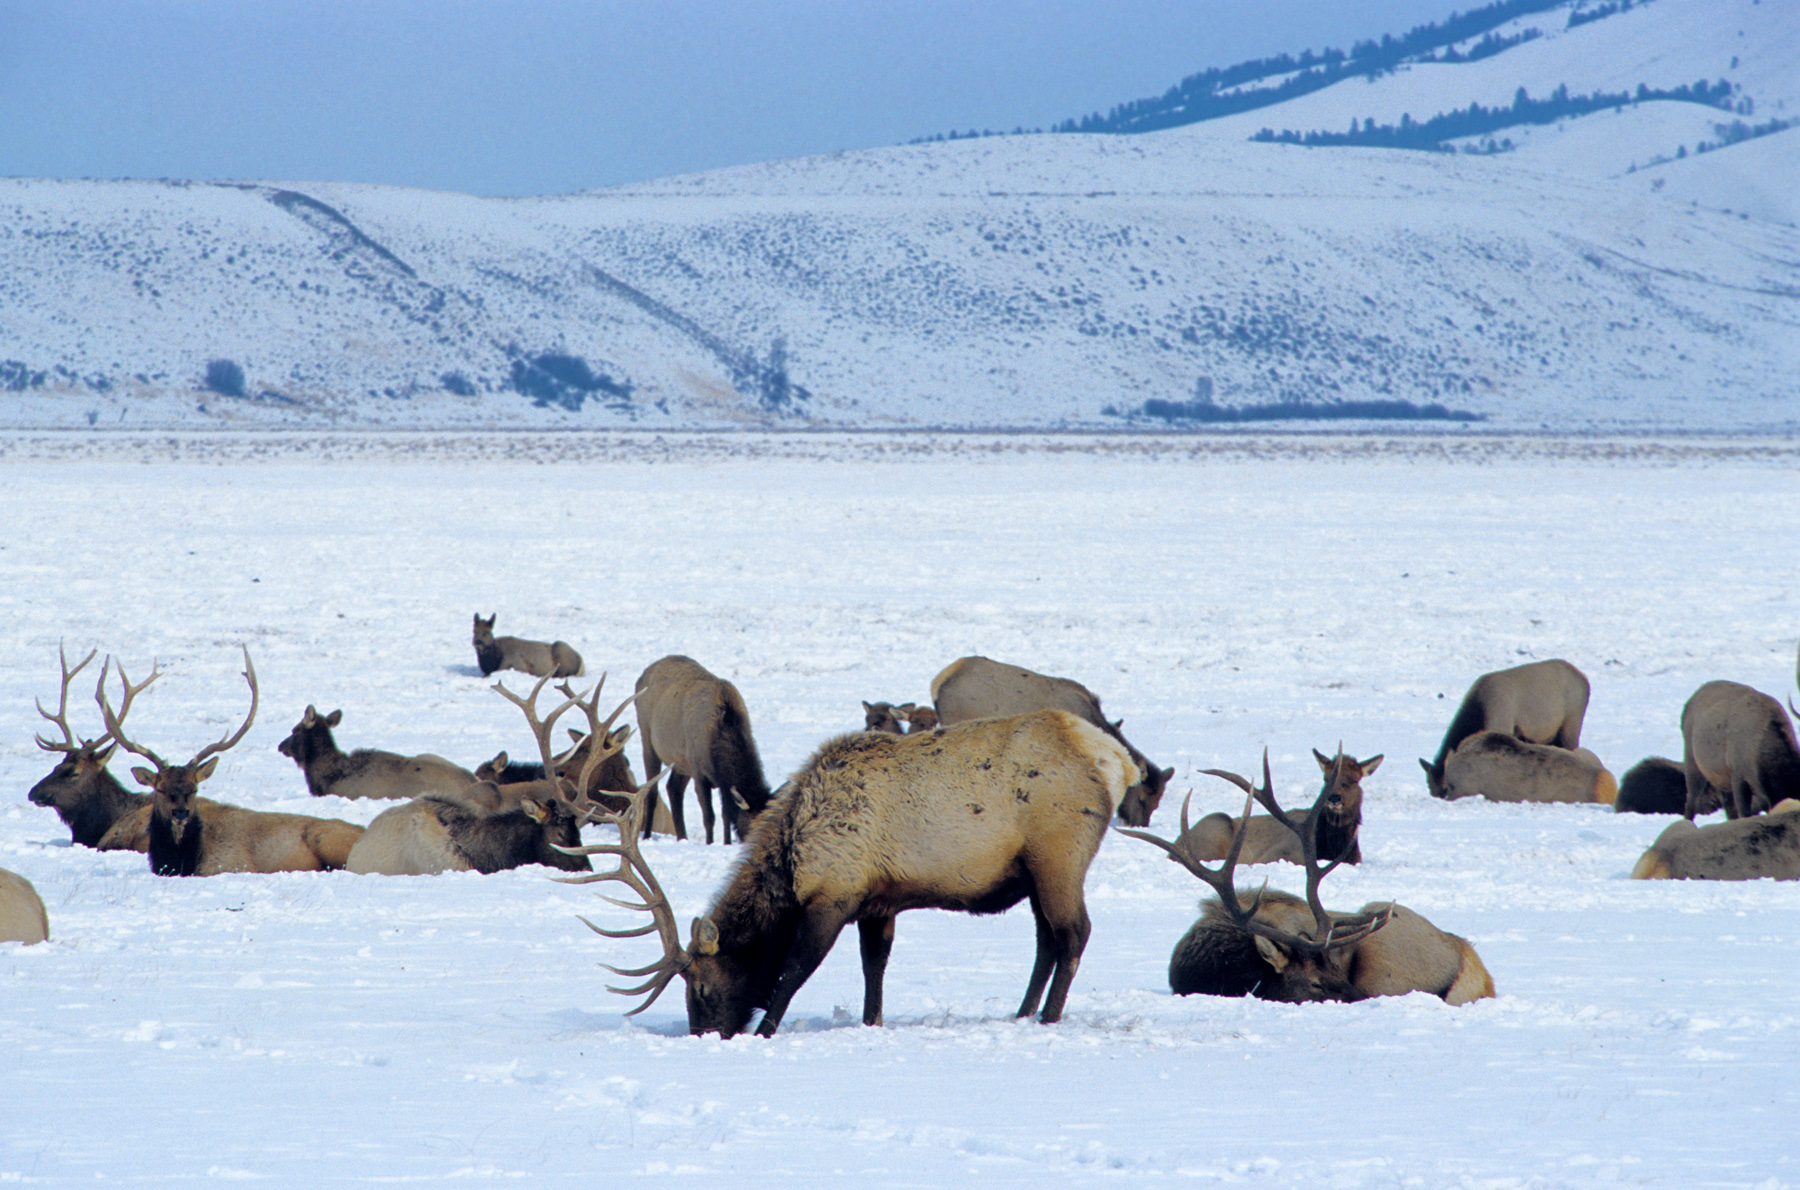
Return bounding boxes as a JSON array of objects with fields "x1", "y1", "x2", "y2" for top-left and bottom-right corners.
[{"x1": 1, "y1": 0, "x2": 1794, "y2": 432}]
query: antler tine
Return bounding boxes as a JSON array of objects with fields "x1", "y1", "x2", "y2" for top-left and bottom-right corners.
[
  {"x1": 191, "y1": 646, "x2": 259, "y2": 766},
  {"x1": 34, "y1": 641, "x2": 100, "y2": 752},
  {"x1": 551, "y1": 675, "x2": 638, "y2": 810},
  {"x1": 1265, "y1": 746, "x2": 1384, "y2": 954},
  {"x1": 94, "y1": 655, "x2": 166, "y2": 770}
]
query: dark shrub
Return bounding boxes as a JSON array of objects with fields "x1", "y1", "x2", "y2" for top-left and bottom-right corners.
[{"x1": 204, "y1": 359, "x2": 247, "y2": 398}]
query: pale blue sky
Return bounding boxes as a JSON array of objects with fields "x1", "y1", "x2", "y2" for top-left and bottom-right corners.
[{"x1": 1, "y1": 0, "x2": 1471, "y2": 195}]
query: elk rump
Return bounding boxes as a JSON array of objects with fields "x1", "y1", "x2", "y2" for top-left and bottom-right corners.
[
  {"x1": 0, "y1": 868, "x2": 49, "y2": 945},
  {"x1": 1679, "y1": 681, "x2": 1800, "y2": 819},
  {"x1": 1438, "y1": 731, "x2": 1616, "y2": 804},
  {"x1": 1421, "y1": 659, "x2": 1590, "y2": 798},
  {"x1": 930, "y1": 655, "x2": 1172, "y2": 827},
  {"x1": 1630, "y1": 799, "x2": 1800, "y2": 880}
]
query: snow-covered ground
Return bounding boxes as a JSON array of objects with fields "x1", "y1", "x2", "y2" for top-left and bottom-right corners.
[{"x1": 2, "y1": 433, "x2": 1797, "y2": 1186}]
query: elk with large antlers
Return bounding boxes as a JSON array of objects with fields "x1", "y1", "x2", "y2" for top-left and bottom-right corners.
[
  {"x1": 562, "y1": 709, "x2": 1141, "y2": 1037},
  {"x1": 1173, "y1": 748, "x2": 1378, "y2": 866},
  {"x1": 1119, "y1": 753, "x2": 1493, "y2": 1005},
  {"x1": 98, "y1": 649, "x2": 362, "y2": 876}
]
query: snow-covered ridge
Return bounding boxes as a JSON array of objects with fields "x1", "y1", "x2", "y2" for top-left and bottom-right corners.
[{"x1": 0, "y1": 0, "x2": 1794, "y2": 432}]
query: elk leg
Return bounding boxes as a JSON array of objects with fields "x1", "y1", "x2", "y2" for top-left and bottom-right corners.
[
  {"x1": 639, "y1": 751, "x2": 665, "y2": 841},
  {"x1": 665, "y1": 771, "x2": 691, "y2": 840},
  {"x1": 1022, "y1": 877, "x2": 1093, "y2": 1024},
  {"x1": 755, "y1": 905, "x2": 851, "y2": 1037},
  {"x1": 1016, "y1": 891, "x2": 1058, "y2": 1019},
  {"x1": 1682, "y1": 755, "x2": 1713, "y2": 820},
  {"x1": 695, "y1": 778, "x2": 718, "y2": 845},
  {"x1": 857, "y1": 915, "x2": 896, "y2": 1026}
]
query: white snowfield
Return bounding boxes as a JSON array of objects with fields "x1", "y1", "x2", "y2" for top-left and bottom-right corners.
[
  {"x1": 2, "y1": 0, "x2": 1797, "y2": 433},
  {"x1": 1, "y1": 434, "x2": 1796, "y2": 1186}
]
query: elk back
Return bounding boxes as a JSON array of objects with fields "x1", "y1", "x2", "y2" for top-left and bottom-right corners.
[
  {"x1": 108, "y1": 801, "x2": 362, "y2": 874},
  {"x1": 1422, "y1": 659, "x2": 1590, "y2": 796},
  {"x1": 1630, "y1": 800, "x2": 1800, "y2": 880},
  {"x1": 1680, "y1": 681, "x2": 1800, "y2": 819},
  {"x1": 1440, "y1": 731, "x2": 1616, "y2": 804},
  {"x1": 0, "y1": 868, "x2": 49, "y2": 945},
  {"x1": 1615, "y1": 757, "x2": 1700, "y2": 815}
]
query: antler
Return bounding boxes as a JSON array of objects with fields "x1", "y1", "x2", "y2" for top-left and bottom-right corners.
[
  {"x1": 35, "y1": 641, "x2": 100, "y2": 752},
  {"x1": 95, "y1": 655, "x2": 167, "y2": 770},
  {"x1": 1117, "y1": 749, "x2": 1387, "y2": 958},
  {"x1": 554, "y1": 780, "x2": 690, "y2": 1016},
  {"x1": 490, "y1": 672, "x2": 635, "y2": 807},
  {"x1": 190, "y1": 646, "x2": 258, "y2": 767}
]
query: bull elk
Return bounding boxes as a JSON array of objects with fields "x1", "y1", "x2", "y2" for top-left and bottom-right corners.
[
  {"x1": 1679, "y1": 680, "x2": 1800, "y2": 819},
  {"x1": 98, "y1": 650, "x2": 362, "y2": 876},
  {"x1": 1118, "y1": 754, "x2": 1494, "y2": 1005},
  {"x1": 347, "y1": 675, "x2": 632, "y2": 876},
  {"x1": 1175, "y1": 748, "x2": 1377, "y2": 866},
  {"x1": 1437, "y1": 731, "x2": 1617, "y2": 804},
  {"x1": 562, "y1": 709, "x2": 1141, "y2": 1037},
  {"x1": 635, "y1": 655, "x2": 772, "y2": 844},
  {"x1": 930, "y1": 655, "x2": 1172, "y2": 827},
  {"x1": 278, "y1": 706, "x2": 475, "y2": 800},
  {"x1": 1630, "y1": 799, "x2": 1800, "y2": 880},
  {"x1": 471, "y1": 613, "x2": 583, "y2": 679},
  {"x1": 1420, "y1": 659, "x2": 1590, "y2": 798},
  {"x1": 0, "y1": 868, "x2": 49, "y2": 945}
]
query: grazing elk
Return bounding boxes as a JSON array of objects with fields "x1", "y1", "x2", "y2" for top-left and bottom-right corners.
[
  {"x1": 348, "y1": 676, "x2": 632, "y2": 876},
  {"x1": 1630, "y1": 799, "x2": 1800, "y2": 880},
  {"x1": 1420, "y1": 659, "x2": 1590, "y2": 798},
  {"x1": 1679, "y1": 680, "x2": 1800, "y2": 819},
  {"x1": 563, "y1": 709, "x2": 1141, "y2": 1037},
  {"x1": 471, "y1": 613, "x2": 583, "y2": 679},
  {"x1": 1436, "y1": 731, "x2": 1617, "y2": 804},
  {"x1": 635, "y1": 655, "x2": 772, "y2": 844},
  {"x1": 278, "y1": 706, "x2": 474, "y2": 800},
  {"x1": 0, "y1": 868, "x2": 49, "y2": 945},
  {"x1": 1614, "y1": 757, "x2": 1707, "y2": 816},
  {"x1": 1119, "y1": 755, "x2": 1493, "y2": 1005},
  {"x1": 1175, "y1": 748, "x2": 1378, "y2": 866},
  {"x1": 98, "y1": 650, "x2": 362, "y2": 876},
  {"x1": 930, "y1": 655, "x2": 1173, "y2": 827}
]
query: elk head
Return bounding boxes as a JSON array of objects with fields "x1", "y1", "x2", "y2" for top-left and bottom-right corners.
[
  {"x1": 277, "y1": 705, "x2": 342, "y2": 765},
  {"x1": 1313, "y1": 746, "x2": 1380, "y2": 837},
  {"x1": 28, "y1": 644, "x2": 120, "y2": 813},
  {"x1": 862, "y1": 701, "x2": 907, "y2": 734},
  {"x1": 98, "y1": 648, "x2": 258, "y2": 866},
  {"x1": 472, "y1": 614, "x2": 497, "y2": 648},
  {"x1": 1117, "y1": 750, "x2": 1389, "y2": 1002}
]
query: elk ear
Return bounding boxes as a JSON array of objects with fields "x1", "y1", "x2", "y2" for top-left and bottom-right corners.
[
  {"x1": 1313, "y1": 748, "x2": 1333, "y2": 771},
  {"x1": 1419, "y1": 757, "x2": 1433, "y2": 776},
  {"x1": 326, "y1": 709, "x2": 343, "y2": 727},
  {"x1": 1253, "y1": 935, "x2": 1293, "y2": 972},
  {"x1": 195, "y1": 757, "x2": 221, "y2": 783},
  {"x1": 521, "y1": 799, "x2": 549, "y2": 823},
  {"x1": 1111, "y1": 718, "x2": 1124, "y2": 730},
  {"x1": 1360, "y1": 754, "x2": 1383, "y2": 775},
  {"x1": 898, "y1": 702, "x2": 916, "y2": 713},
  {"x1": 303, "y1": 705, "x2": 318, "y2": 727},
  {"x1": 130, "y1": 766, "x2": 157, "y2": 787},
  {"x1": 490, "y1": 751, "x2": 509, "y2": 768},
  {"x1": 691, "y1": 916, "x2": 720, "y2": 956},
  {"x1": 567, "y1": 728, "x2": 586, "y2": 743},
  {"x1": 92, "y1": 742, "x2": 119, "y2": 767},
  {"x1": 862, "y1": 700, "x2": 875, "y2": 712}
]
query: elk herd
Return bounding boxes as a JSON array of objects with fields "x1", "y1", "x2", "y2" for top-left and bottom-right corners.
[{"x1": 9, "y1": 619, "x2": 1800, "y2": 1039}]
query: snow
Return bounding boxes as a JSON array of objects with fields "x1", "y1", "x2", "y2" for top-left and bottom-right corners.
[{"x1": 2, "y1": 433, "x2": 1797, "y2": 1185}]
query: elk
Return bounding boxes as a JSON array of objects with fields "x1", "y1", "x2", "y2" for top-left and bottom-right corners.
[
  {"x1": 861, "y1": 701, "x2": 939, "y2": 735},
  {"x1": 1679, "y1": 680, "x2": 1800, "y2": 819},
  {"x1": 1118, "y1": 754, "x2": 1494, "y2": 1005},
  {"x1": 1175, "y1": 749, "x2": 1378, "y2": 866},
  {"x1": 1614, "y1": 757, "x2": 1707, "y2": 816},
  {"x1": 930, "y1": 655, "x2": 1172, "y2": 827},
  {"x1": 635, "y1": 655, "x2": 771, "y2": 844},
  {"x1": 1630, "y1": 799, "x2": 1800, "y2": 880},
  {"x1": 347, "y1": 675, "x2": 632, "y2": 876},
  {"x1": 471, "y1": 613, "x2": 583, "y2": 679},
  {"x1": 277, "y1": 706, "x2": 475, "y2": 800},
  {"x1": 1436, "y1": 731, "x2": 1616, "y2": 804},
  {"x1": 98, "y1": 650, "x2": 362, "y2": 876},
  {"x1": 474, "y1": 731, "x2": 680, "y2": 836},
  {"x1": 0, "y1": 868, "x2": 49, "y2": 945},
  {"x1": 563, "y1": 709, "x2": 1141, "y2": 1037},
  {"x1": 1420, "y1": 659, "x2": 1590, "y2": 798}
]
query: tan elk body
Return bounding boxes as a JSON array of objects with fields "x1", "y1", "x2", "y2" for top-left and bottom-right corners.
[
  {"x1": 1679, "y1": 681, "x2": 1800, "y2": 819},
  {"x1": 635, "y1": 655, "x2": 771, "y2": 843},
  {"x1": 568, "y1": 709, "x2": 1140, "y2": 1037},
  {"x1": 278, "y1": 706, "x2": 474, "y2": 800},
  {"x1": 471, "y1": 614, "x2": 582, "y2": 679},
  {"x1": 1630, "y1": 799, "x2": 1800, "y2": 880},
  {"x1": 0, "y1": 868, "x2": 49, "y2": 945},
  {"x1": 1421, "y1": 659, "x2": 1590, "y2": 797},
  {"x1": 1438, "y1": 731, "x2": 1616, "y2": 804},
  {"x1": 930, "y1": 655, "x2": 1172, "y2": 826}
]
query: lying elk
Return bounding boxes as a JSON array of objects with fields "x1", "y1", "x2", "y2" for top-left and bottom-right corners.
[
  {"x1": 1614, "y1": 757, "x2": 1711, "y2": 816},
  {"x1": 1437, "y1": 731, "x2": 1616, "y2": 804},
  {"x1": 1119, "y1": 754, "x2": 1494, "y2": 1005},
  {"x1": 635, "y1": 655, "x2": 771, "y2": 844},
  {"x1": 1421, "y1": 659, "x2": 1590, "y2": 798},
  {"x1": 1631, "y1": 798, "x2": 1800, "y2": 880},
  {"x1": 1680, "y1": 680, "x2": 1800, "y2": 819},
  {"x1": 0, "y1": 868, "x2": 49, "y2": 945},
  {"x1": 1175, "y1": 749, "x2": 1378, "y2": 866},
  {"x1": 861, "y1": 701, "x2": 937, "y2": 735},
  {"x1": 278, "y1": 706, "x2": 474, "y2": 800},
  {"x1": 930, "y1": 655, "x2": 1172, "y2": 827},
  {"x1": 98, "y1": 650, "x2": 362, "y2": 876},
  {"x1": 564, "y1": 709, "x2": 1141, "y2": 1037},
  {"x1": 471, "y1": 613, "x2": 583, "y2": 679},
  {"x1": 474, "y1": 731, "x2": 680, "y2": 837},
  {"x1": 347, "y1": 676, "x2": 632, "y2": 876}
]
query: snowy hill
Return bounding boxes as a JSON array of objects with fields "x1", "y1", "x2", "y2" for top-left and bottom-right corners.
[{"x1": 1, "y1": 0, "x2": 1795, "y2": 431}]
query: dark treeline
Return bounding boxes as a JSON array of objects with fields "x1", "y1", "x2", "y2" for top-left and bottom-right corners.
[
  {"x1": 1136, "y1": 397, "x2": 1485, "y2": 424},
  {"x1": 1252, "y1": 79, "x2": 1735, "y2": 152},
  {"x1": 1568, "y1": 0, "x2": 1641, "y2": 29}
]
